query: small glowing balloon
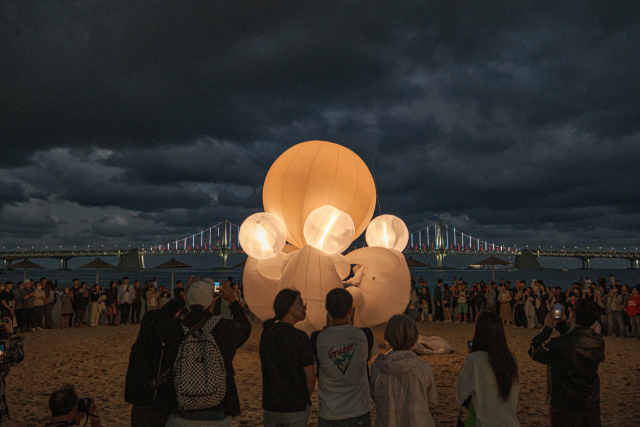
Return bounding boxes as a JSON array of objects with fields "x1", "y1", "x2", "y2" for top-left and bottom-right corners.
[
  {"x1": 303, "y1": 206, "x2": 355, "y2": 254},
  {"x1": 239, "y1": 212, "x2": 287, "y2": 260},
  {"x1": 365, "y1": 215, "x2": 409, "y2": 252},
  {"x1": 278, "y1": 245, "x2": 343, "y2": 331}
]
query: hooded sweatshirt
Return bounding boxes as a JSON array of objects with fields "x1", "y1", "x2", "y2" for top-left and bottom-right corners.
[{"x1": 370, "y1": 350, "x2": 438, "y2": 427}]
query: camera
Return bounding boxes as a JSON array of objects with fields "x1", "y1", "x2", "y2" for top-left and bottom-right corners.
[
  {"x1": 77, "y1": 397, "x2": 93, "y2": 414},
  {"x1": 0, "y1": 337, "x2": 24, "y2": 379},
  {"x1": 149, "y1": 369, "x2": 173, "y2": 390}
]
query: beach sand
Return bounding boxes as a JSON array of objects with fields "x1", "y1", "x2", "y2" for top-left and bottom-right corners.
[{"x1": 7, "y1": 320, "x2": 640, "y2": 426}]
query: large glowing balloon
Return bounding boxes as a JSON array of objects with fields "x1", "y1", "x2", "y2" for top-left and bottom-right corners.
[
  {"x1": 263, "y1": 141, "x2": 376, "y2": 249},
  {"x1": 303, "y1": 205, "x2": 355, "y2": 254},
  {"x1": 345, "y1": 247, "x2": 410, "y2": 328},
  {"x1": 278, "y1": 245, "x2": 343, "y2": 330},
  {"x1": 242, "y1": 256, "x2": 279, "y2": 321},
  {"x1": 365, "y1": 215, "x2": 410, "y2": 252},
  {"x1": 239, "y1": 212, "x2": 287, "y2": 260}
]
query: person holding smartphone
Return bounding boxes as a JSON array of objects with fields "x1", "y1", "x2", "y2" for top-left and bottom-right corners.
[{"x1": 529, "y1": 299, "x2": 604, "y2": 427}]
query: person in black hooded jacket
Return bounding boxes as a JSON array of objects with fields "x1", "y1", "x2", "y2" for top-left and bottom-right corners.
[
  {"x1": 529, "y1": 298, "x2": 605, "y2": 427},
  {"x1": 124, "y1": 280, "x2": 191, "y2": 427}
]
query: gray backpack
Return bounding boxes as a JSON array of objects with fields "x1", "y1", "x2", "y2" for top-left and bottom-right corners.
[{"x1": 173, "y1": 316, "x2": 227, "y2": 411}]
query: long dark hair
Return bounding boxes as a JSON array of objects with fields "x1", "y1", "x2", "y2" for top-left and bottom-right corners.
[
  {"x1": 471, "y1": 311, "x2": 519, "y2": 402},
  {"x1": 263, "y1": 288, "x2": 301, "y2": 328}
]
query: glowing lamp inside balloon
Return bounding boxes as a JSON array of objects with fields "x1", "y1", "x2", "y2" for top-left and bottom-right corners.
[
  {"x1": 303, "y1": 205, "x2": 355, "y2": 254},
  {"x1": 365, "y1": 215, "x2": 409, "y2": 252},
  {"x1": 239, "y1": 212, "x2": 287, "y2": 260}
]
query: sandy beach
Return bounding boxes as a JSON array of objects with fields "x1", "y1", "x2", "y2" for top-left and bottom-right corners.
[{"x1": 8, "y1": 320, "x2": 640, "y2": 426}]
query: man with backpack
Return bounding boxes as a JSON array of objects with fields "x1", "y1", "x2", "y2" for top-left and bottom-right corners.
[
  {"x1": 166, "y1": 279, "x2": 251, "y2": 427},
  {"x1": 311, "y1": 288, "x2": 380, "y2": 427}
]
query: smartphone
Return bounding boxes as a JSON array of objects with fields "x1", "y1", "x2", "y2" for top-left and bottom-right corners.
[
  {"x1": 0, "y1": 341, "x2": 5, "y2": 356},
  {"x1": 214, "y1": 281, "x2": 221, "y2": 293},
  {"x1": 466, "y1": 341, "x2": 473, "y2": 353},
  {"x1": 553, "y1": 303, "x2": 562, "y2": 320}
]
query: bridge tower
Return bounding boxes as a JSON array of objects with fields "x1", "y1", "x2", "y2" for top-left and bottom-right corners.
[
  {"x1": 433, "y1": 220, "x2": 450, "y2": 270},
  {"x1": 221, "y1": 219, "x2": 229, "y2": 268},
  {"x1": 53, "y1": 256, "x2": 72, "y2": 270},
  {"x1": 579, "y1": 257, "x2": 592, "y2": 270}
]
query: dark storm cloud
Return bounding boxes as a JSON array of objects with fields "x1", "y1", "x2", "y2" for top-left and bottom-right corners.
[
  {"x1": 1, "y1": 1, "x2": 639, "y2": 248},
  {"x1": 0, "y1": 180, "x2": 27, "y2": 207}
]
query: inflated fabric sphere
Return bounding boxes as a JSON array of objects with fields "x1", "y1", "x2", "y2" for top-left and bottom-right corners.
[
  {"x1": 242, "y1": 256, "x2": 279, "y2": 321},
  {"x1": 365, "y1": 215, "x2": 410, "y2": 252},
  {"x1": 345, "y1": 247, "x2": 410, "y2": 328},
  {"x1": 239, "y1": 212, "x2": 287, "y2": 260},
  {"x1": 278, "y1": 245, "x2": 343, "y2": 330},
  {"x1": 263, "y1": 141, "x2": 376, "y2": 249},
  {"x1": 329, "y1": 253, "x2": 351, "y2": 280},
  {"x1": 303, "y1": 205, "x2": 355, "y2": 254}
]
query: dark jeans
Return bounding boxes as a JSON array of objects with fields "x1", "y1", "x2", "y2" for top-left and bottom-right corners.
[
  {"x1": 33, "y1": 305, "x2": 44, "y2": 329},
  {"x1": 44, "y1": 304, "x2": 55, "y2": 328},
  {"x1": 131, "y1": 404, "x2": 169, "y2": 427},
  {"x1": 15, "y1": 309, "x2": 24, "y2": 331},
  {"x1": 515, "y1": 304, "x2": 527, "y2": 327},
  {"x1": 22, "y1": 308, "x2": 34, "y2": 329},
  {"x1": 120, "y1": 303, "x2": 131, "y2": 324},
  {"x1": 75, "y1": 309, "x2": 86, "y2": 325},
  {"x1": 608, "y1": 311, "x2": 626, "y2": 337},
  {"x1": 434, "y1": 303, "x2": 444, "y2": 321},
  {"x1": 131, "y1": 301, "x2": 142, "y2": 323},
  {"x1": 550, "y1": 406, "x2": 601, "y2": 427},
  {"x1": 318, "y1": 412, "x2": 371, "y2": 427}
]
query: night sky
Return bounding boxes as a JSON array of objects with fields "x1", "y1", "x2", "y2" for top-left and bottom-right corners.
[{"x1": 1, "y1": 1, "x2": 639, "y2": 254}]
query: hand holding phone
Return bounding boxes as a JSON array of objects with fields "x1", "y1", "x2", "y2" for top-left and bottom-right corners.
[
  {"x1": 213, "y1": 281, "x2": 221, "y2": 293},
  {"x1": 553, "y1": 303, "x2": 562, "y2": 320},
  {"x1": 466, "y1": 341, "x2": 473, "y2": 354}
]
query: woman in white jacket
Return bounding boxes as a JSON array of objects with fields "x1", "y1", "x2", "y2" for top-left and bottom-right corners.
[
  {"x1": 371, "y1": 314, "x2": 438, "y2": 427},
  {"x1": 456, "y1": 311, "x2": 520, "y2": 427}
]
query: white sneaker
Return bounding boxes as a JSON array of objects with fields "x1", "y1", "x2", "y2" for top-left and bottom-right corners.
[{"x1": 37, "y1": 327, "x2": 44, "y2": 331}]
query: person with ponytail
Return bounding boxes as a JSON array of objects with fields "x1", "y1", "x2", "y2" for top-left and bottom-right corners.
[
  {"x1": 456, "y1": 311, "x2": 520, "y2": 426},
  {"x1": 260, "y1": 289, "x2": 315, "y2": 427}
]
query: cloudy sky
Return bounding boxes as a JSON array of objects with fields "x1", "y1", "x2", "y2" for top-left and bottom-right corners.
[{"x1": 1, "y1": 1, "x2": 639, "y2": 255}]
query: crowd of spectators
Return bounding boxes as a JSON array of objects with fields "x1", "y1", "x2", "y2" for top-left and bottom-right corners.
[
  {"x1": 0, "y1": 276, "x2": 248, "y2": 335},
  {"x1": 406, "y1": 274, "x2": 640, "y2": 338},
  {"x1": 0, "y1": 271, "x2": 619, "y2": 426}
]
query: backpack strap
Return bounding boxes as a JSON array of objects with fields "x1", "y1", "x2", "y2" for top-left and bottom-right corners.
[
  {"x1": 361, "y1": 327, "x2": 374, "y2": 359},
  {"x1": 360, "y1": 327, "x2": 375, "y2": 383},
  {"x1": 183, "y1": 316, "x2": 211, "y2": 339}
]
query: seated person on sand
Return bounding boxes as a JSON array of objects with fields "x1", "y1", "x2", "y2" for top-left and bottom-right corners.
[{"x1": 45, "y1": 384, "x2": 103, "y2": 427}]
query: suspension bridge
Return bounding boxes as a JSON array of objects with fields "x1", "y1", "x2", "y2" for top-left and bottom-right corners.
[{"x1": 1, "y1": 219, "x2": 638, "y2": 270}]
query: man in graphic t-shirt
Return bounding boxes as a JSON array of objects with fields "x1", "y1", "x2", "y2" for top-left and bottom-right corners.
[{"x1": 311, "y1": 288, "x2": 380, "y2": 427}]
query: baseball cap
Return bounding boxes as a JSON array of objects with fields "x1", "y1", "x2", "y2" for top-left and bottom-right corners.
[{"x1": 187, "y1": 278, "x2": 216, "y2": 308}]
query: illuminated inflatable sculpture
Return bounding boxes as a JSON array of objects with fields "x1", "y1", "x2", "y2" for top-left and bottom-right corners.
[{"x1": 240, "y1": 140, "x2": 411, "y2": 331}]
